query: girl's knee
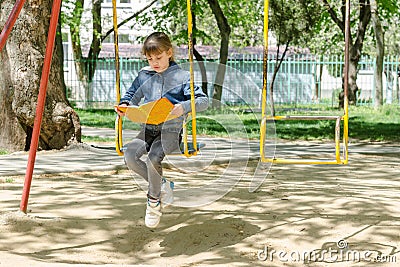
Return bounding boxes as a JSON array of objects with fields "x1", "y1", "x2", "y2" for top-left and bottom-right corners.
[
  {"x1": 147, "y1": 150, "x2": 164, "y2": 164},
  {"x1": 124, "y1": 141, "x2": 146, "y2": 161}
]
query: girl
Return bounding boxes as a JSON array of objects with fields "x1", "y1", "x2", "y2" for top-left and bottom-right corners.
[{"x1": 115, "y1": 32, "x2": 208, "y2": 228}]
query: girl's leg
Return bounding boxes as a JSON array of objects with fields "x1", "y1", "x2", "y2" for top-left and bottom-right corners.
[
  {"x1": 124, "y1": 139, "x2": 149, "y2": 181},
  {"x1": 146, "y1": 130, "x2": 181, "y2": 199}
]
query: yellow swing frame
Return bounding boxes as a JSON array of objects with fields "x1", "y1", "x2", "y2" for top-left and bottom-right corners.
[
  {"x1": 260, "y1": 0, "x2": 350, "y2": 165},
  {"x1": 113, "y1": 0, "x2": 201, "y2": 157}
]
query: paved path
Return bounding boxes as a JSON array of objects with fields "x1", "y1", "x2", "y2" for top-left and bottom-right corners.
[
  {"x1": 0, "y1": 127, "x2": 399, "y2": 177},
  {"x1": 0, "y1": 127, "x2": 259, "y2": 177}
]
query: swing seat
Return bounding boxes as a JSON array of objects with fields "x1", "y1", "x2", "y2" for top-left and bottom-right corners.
[
  {"x1": 119, "y1": 141, "x2": 205, "y2": 155},
  {"x1": 114, "y1": 0, "x2": 202, "y2": 158},
  {"x1": 178, "y1": 141, "x2": 205, "y2": 155}
]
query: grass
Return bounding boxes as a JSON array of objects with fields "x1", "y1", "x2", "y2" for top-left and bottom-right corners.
[
  {"x1": 5, "y1": 178, "x2": 14, "y2": 183},
  {"x1": 81, "y1": 136, "x2": 115, "y2": 143},
  {"x1": 347, "y1": 105, "x2": 400, "y2": 141},
  {"x1": 77, "y1": 105, "x2": 400, "y2": 142}
]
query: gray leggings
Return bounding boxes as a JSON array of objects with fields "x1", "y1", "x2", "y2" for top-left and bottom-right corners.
[{"x1": 124, "y1": 125, "x2": 182, "y2": 199}]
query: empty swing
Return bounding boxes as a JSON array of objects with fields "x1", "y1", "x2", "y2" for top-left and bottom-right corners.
[{"x1": 259, "y1": 0, "x2": 349, "y2": 165}]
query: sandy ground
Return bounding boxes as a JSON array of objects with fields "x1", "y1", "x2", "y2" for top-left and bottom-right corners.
[{"x1": 1, "y1": 143, "x2": 400, "y2": 266}]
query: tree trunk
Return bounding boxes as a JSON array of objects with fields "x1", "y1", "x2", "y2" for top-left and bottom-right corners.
[
  {"x1": 193, "y1": 48, "x2": 208, "y2": 95},
  {"x1": 88, "y1": 0, "x2": 102, "y2": 79},
  {"x1": 323, "y1": 0, "x2": 371, "y2": 108},
  {"x1": 68, "y1": 0, "x2": 157, "y2": 108},
  {"x1": 314, "y1": 58, "x2": 324, "y2": 101},
  {"x1": 397, "y1": 67, "x2": 400, "y2": 103},
  {"x1": 207, "y1": 0, "x2": 231, "y2": 109},
  {"x1": 192, "y1": 0, "x2": 208, "y2": 95},
  {"x1": 340, "y1": 54, "x2": 360, "y2": 106},
  {"x1": 371, "y1": 0, "x2": 384, "y2": 107},
  {"x1": 69, "y1": 0, "x2": 91, "y2": 108},
  {"x1": 269, "y1": 43, "x2": 289, "y2": 116},
  {"x1": 0, "y1": 0, "x2": 81, "y2": 152}
]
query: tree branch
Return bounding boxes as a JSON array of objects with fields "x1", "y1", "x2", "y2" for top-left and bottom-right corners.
[
  {"x1": 322, "y1": 0, "x2": 345, "y2": 33},
  {"x1": 101, "y1": 0, "x2": 158, "y2": 42},
  {"x1": 206, "y1": 0, "x2": 231, "y2": 41},
  {"x1": 354, "y1": 0, "x2": 371, "y2": 49}
]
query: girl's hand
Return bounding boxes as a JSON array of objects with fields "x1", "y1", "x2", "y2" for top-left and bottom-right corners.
[
  {"x1": 171, "y1": 104, "x2": 184, "y2": 117},
  {"x1": 115, "y1": 103, "x2": 127, "y2": 117}
]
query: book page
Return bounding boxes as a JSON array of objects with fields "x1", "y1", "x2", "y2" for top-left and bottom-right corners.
[{"x1": 115, "y1": 98, "x2": 180, "y2": 125}]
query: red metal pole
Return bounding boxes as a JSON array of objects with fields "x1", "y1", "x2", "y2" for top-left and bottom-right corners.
[
  {"x1": 20, "y1": 0, "x2": 63, "y2": 213},
  {"x1": 0, "y1": 0, "x2": 27, "y2": 52}
]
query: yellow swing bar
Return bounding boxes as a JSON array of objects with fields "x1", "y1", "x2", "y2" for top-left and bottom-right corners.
[
  {"x1": 259, "y1": 0, "x2": 349, "y2": 165},
  {"x1": 183, "y1": 0, "x2": 199, "y2": 157},
  {"x1": 112, "y1": 0, "x2": 124, "y2": 156},
  {"x1": 113, "y1": 0, "x2": 201, "y2": 157}
]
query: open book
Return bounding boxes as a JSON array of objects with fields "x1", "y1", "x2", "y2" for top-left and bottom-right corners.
[{"x1": 115, "y1": 97, "x2": 180, "y2": 125}]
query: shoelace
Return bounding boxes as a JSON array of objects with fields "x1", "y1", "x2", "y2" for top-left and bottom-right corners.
[{"x1": 147, "y1": 201, "x2": 162, "y2": 216}]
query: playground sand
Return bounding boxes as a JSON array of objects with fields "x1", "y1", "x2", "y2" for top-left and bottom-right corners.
[{"x1": 0, "y1": 147, "x2": 400, "y2": 266}]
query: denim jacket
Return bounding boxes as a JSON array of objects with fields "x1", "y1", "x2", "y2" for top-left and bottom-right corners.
[{"x1": 120, "y1": 61, "x2": 208, "y2": 129}]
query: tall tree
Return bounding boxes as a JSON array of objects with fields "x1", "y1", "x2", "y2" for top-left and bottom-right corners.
[
  {"x1": 384, "y1": 13, "x2": 400, "y2": 55},
  {"x1": 192, "y1": 0, "x2": 208, "y2": 95},
  {"x1": 268, "y1": 0, "x2": 321, "y2": 115},
  {"x1": 322, "y1": 0, "x2": 371, "y2": 108},
  {"x1": 307, "y1": 0, "x2": 399, "y2": 106},
  {"x1": 371, "y1": 0, "x2": 384, "y2": 107},
  {"x1": 136, "y1": 0, "x2": 263, "y2": 108},
  {"x1": 206, "y1": 0, "x2": 230, "y2": 109},
  {"x1": 67, "y1": 0, "x2": 92, "y2": 107},
  {"x1": 383, "y1": 13, "x2": 400, "y2": 103},
  {"x1": 62, "y1": 0, "x2": 158, "y2": 107},
  {"x1": 0, "y1": 0, "x2": 80, "y2": 152}
]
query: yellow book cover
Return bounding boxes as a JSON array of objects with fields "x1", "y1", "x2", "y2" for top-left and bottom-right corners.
[{"x1": 115, "y1": 98, "x2": 180, "y2": 125}]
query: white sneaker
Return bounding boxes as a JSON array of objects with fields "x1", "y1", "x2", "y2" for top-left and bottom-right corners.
[
  {"x1": 161, "y1": 178, "x2": 174, "y2": 207},
  {"x1": 145, "y1": 199, "x2": 162, "y2": 228}
]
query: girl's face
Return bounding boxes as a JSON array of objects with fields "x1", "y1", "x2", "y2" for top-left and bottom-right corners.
[{"x1": 146, "y1": 49, "x2": 172, "y2": 73}]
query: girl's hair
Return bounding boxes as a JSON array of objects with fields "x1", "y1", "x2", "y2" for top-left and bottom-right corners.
[{"x1": 142, "y1": 32, "x2": 174, "y2": 61}]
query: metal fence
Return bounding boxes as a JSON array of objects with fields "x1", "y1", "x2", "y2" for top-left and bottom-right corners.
[{"x1": 64, "y1": 54, "x2": 400, "y2": 108}]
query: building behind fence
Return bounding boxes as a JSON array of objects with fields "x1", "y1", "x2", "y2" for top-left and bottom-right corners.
[{"x1": 64, "y1": 52, "x2": 400, "y2": 109}]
